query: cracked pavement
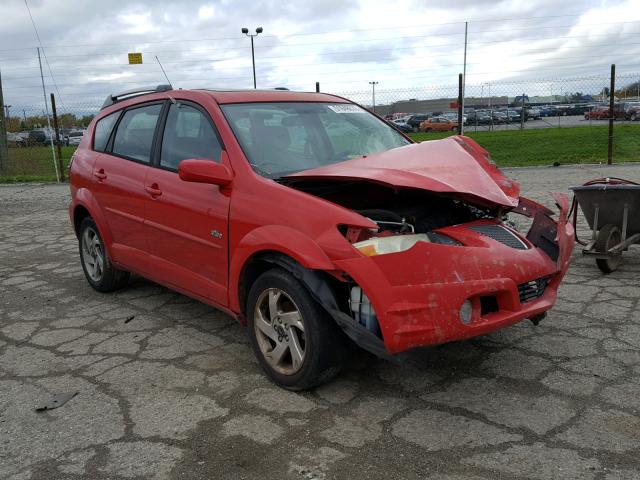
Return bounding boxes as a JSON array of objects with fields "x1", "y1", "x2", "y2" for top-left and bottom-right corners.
[{"x1": 1, "y1": 163, "x2": 639, "y2": 480}]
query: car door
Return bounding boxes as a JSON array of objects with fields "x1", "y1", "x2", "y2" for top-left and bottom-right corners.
[
  {"x1": 91, "y1": 102, "x2": 163, "y2": 274},
  {"x1": 144, "y1": 100, "x2": 230, "y2": 306}
]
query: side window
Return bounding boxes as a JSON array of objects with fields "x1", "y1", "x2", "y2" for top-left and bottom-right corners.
[
  {"x1": 112, "y1": 104, "x2": 162, "y2": 163},
  {"x1": 93, "y1": 111, "x2": 119, "y2": 152},
  {"x1": 160, "y1": 103, "x2": 222, "y2": 170}
]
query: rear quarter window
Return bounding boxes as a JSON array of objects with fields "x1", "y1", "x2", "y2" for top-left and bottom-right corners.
[
  {"x1": 111, "y1": 104, "x2": 162, "y2": 163},
  {"x1": 93, "y1": 111, "x2": 119, "y2": 152}
]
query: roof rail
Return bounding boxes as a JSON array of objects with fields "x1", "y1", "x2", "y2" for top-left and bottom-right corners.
[
  {"x1": 101, "y1": 84, "x2": 173, "y2": 110},
  {"x1": 274, "y1": 87, "x2": 289, "y2": 91}
]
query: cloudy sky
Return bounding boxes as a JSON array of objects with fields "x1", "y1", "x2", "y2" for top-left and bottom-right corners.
[{"x1": 1, "y1": 0, "x2": 639, "y2": 110}]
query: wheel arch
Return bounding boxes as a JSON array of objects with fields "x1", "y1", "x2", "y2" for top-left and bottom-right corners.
[
  {"x1": 72, "y1": 189, "x2": 114, "y2": 254},
  {"x1": 233, "y1": 248, "x2": 341, "y2": 321}
]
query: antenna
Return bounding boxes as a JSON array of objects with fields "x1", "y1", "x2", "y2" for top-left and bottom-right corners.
[{"x1": 155, "y1": 56, "x2": 172, "y2": 85}]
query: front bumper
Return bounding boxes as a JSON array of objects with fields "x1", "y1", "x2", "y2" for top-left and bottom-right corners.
[{"x1": 333, "y1": 196, "x2": 574, "y2": 355}]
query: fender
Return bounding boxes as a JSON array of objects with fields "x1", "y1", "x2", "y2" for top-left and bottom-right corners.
[
  {"x1": 229, "y1": 224, "x2": 335, "y2": 312},
  {"x1": 72, "y1": 188, "x2": 116, "y2": 259}
]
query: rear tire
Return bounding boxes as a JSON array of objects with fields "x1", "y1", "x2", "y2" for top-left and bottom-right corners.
[
  {"x1": 595, "y1": 224, "x2": 622, "y2": 274},
  {"x1": 246, "y1": 268, "x2": 346, "y2": 390},
  {"x1": 78, "y1": 217, "x2": 130, "y2": 292}
]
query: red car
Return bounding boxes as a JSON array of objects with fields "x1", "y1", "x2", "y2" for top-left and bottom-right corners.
[
  {"x1": 69, "y1": 85, "x2": 574, "y2": 390},
  {"x1": 584, "y1": 107, "x2": 610, "y2": 120}
]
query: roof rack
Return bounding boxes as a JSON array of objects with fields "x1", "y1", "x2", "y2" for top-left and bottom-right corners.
[
  {"x1": 274, "y1": 87, "x2": 289, "y2": 91},
  {"x1": 101, "y1": 84, "x2": 172, "y2": 110}
]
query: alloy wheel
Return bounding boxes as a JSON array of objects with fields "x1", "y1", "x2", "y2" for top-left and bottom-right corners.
[
  {"x1": 254, "y1": 288, "x2": 306, "y2": 375},
  {"x1": 81, "y1": 226, "x2": 104, "y2": 282}
]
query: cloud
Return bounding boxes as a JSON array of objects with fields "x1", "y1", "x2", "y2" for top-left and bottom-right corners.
[{"x1": 0, "y1": 0, "x2": 638, "y2": 111}]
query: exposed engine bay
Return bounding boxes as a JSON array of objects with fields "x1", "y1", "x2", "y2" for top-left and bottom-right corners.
[{"x1": 284, "y1": 179, "x2": 498, "y2": 238}]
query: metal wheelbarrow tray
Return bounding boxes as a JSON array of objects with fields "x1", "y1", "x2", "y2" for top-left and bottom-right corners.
[{"x1": 570, "y1": 181, "x2": 640, "y2": 273}]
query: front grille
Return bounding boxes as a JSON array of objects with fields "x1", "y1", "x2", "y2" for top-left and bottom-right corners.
[
  {"x1": 468, "y1": 224, "x2": 528, "y2": 250},
  {"x1": 518, "y1": 277, "x2": 549, "y2": 303}
]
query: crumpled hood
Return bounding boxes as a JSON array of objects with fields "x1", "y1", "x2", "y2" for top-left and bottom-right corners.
[{"x1": 285, "y1": 136, "x2": 520, "y2": 209}]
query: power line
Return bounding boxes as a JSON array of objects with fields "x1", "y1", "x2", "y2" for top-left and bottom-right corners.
[{"x1": 23, "y1": 0, "x2": 64, "y2": 106}]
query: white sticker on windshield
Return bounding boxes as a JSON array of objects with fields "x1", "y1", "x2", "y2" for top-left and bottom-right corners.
[{"x1": 328, "y1": 104, "x2": 364, "y2": 114}]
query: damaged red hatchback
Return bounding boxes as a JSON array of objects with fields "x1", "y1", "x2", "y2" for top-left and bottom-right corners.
[{"x1": 69, "y1": 86, "x2": 574, "y2": 390}]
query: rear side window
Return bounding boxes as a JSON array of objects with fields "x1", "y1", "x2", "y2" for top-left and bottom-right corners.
[
  {"x1": 112, "y1": 104, "x2": 162, "y2": 163},
  {"x1": 160, "y1": 103, "x2": 222, "y2": 170},
  {"x1": 93, "y1": 112, "x2": 118, "y2": 152}
]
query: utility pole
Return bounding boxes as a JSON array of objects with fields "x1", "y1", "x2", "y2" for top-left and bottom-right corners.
[
  {"x1": 50, "y1": 93, "x2": 64, "y2": 181},
  {"x1": 38, "y1": 47, "x2": 60, "y2": 182},
  {"x1": 369, "y1": 81, "x2": 378, "y2": 113},
  {"x1": 0, "y1": 66, "x2": 8, "y2": 172},
  {"x1": 460, "y1": 21, "x2": 468, "y2": 135}
]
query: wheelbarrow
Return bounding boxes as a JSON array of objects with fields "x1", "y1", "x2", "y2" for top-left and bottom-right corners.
[{"x1": 570, "y1": 177, "x2": 640, "y2": 273}]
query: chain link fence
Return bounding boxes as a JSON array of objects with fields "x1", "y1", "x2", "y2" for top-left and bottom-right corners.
[{"x1": 1, "y1": 69, "x2": 639, "y2": 180}]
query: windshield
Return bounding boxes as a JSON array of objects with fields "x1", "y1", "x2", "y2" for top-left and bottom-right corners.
[{"x1": 221, "y1": 102, "x2": 410, "y2": 178}]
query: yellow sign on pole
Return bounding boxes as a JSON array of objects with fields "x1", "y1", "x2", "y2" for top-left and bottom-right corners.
[{"x1": 128, "y1": 53, "x2": 143, "y2": 64}]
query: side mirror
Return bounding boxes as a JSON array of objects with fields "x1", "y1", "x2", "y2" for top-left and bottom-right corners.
[{"x1": 178, "y1": 158, "x2": 233, "y2": 186}]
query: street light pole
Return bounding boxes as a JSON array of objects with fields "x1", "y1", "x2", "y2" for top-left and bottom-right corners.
[
  {"x1": 242, "y1": 27, "x2": 263, "y2": 89},
  {"x1": 369, "y1": 81, "x2": 378, "y2": 113}
]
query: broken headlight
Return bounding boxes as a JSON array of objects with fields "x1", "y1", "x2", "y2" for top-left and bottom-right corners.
[{"x1": 353, "y1": 232, "x2": 461, "y2": 256}]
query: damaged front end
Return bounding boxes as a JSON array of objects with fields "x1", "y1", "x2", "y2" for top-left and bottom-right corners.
[{"x1": 282, "y1": 136, "x2": 575, "y2": 357}]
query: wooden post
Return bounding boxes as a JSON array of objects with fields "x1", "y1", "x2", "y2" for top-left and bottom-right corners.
[
  {"x1": 50, "y1": 93, "x2": 65, "y2": 181},
  {"x1": 607, "y1": 64, "x2": 615, "y2": 165}
]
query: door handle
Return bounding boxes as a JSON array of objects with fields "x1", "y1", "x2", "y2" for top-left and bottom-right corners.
[
  {"x1": 145, "y1": 184, "x2": 163, "y2": 197},
  {"x1": 94, "y1": 168, "x2": 107, "y2": 180}
]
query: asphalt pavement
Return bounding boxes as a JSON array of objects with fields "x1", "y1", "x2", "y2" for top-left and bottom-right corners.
[{"x1": 1, "y1": 163, "x2": 639, "y2": 479}]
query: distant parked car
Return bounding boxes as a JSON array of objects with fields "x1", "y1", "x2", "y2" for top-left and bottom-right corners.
[
  {"x1": 419, "y1": 117, "x2": 458, "y2": 132},
  {"x1": 392, "y1": 121, "x2": 413, "y2": 133},
  {"x1": 539, "y1": 106, "x2": 558, "y2": 117},
  {"x1": 6, "y1": 132, "x2": 26, "y2": 147},
  {"x1": 526, "y1": 108, "x2": 541, "y2": 120},
  {"x1": 563, "y1": 104, "x2": 591, "y2": 116},
  {"x1": 491, "y1": 111, "x2": 508, "y2": 124},
  {"x1": 405, "y1": 114, "x2": 432, "y2": 132},
  {"x1": 66, "y1": 130, "x2": 86, "y2": 146},
  {"x1": 467, "y1": 110, "x2": 490, "y2": 124},
  {"x1": 625, "y1": 103, "x2": 640, "y2": 121},
  {"x1": 27, "y1": 129, "x2": 49, "y2": 146},
  {"x1": 584, "y1": 108, "x2": 610, "y2": 120}
]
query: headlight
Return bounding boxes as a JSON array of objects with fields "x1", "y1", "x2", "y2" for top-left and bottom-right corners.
[{"x1": 353, "y1": 234, "x2": 430, "y2": 256}]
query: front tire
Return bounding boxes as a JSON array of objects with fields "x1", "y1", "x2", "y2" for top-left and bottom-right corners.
[
  {"x1": 246, "y1": 268, "x2": 346, "y2": 390},
  {"x1": 78, "y1": 217, "x2": 130, "y2": 292}
]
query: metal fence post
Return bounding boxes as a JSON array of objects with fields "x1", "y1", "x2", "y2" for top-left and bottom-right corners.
[
  {"x1": 608, "y1": 64, "x2": 615, "y2": 165},
  {"x1": 0, "y1": 67, "x2": 8, "y2": 172},
  {"x1": 50, "y1": 93, "x2": 65, "y2": 181},
  {"x1": 521, "y1": 93, "x2": 525, "y2": 130},
  {"x1": 457, "y1": 73, "x2": 463, "y2": 134}
]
